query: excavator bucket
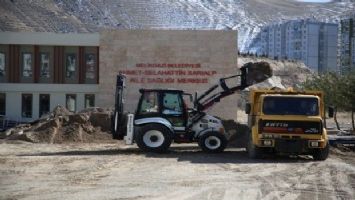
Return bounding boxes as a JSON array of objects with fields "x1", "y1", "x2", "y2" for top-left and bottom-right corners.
[{"x1": 241, "y1": 62, "x2": 273, "y2": 86}]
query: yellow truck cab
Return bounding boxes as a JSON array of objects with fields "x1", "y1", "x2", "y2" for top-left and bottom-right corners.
[{"x1": 245, "y1": 88, "x2": 331, "y2": 160}]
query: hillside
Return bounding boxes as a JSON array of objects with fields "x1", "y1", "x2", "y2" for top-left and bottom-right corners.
[{"x1": 0, "y1": 0, "x2": 354, "y2": 51}]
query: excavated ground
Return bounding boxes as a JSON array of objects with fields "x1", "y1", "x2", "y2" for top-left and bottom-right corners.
[{"x1": 0, "y1": 141, "x2": 354, "y2": 200}]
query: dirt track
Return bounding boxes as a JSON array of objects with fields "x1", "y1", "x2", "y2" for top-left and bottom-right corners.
[{"x1": 1, "y1": 141, "x2": 355, "y2": 200}]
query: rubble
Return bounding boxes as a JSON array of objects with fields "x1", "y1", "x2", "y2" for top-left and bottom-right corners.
[{"x1": 0, "y1": 106, "x2": 114, "y2": 143}]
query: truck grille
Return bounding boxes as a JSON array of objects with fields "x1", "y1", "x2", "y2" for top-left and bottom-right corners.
[{"x1": 261, "y1": 120, "x2": 322, "y2": 134}]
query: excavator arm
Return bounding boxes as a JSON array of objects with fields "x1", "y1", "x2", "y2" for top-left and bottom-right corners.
[
  {"x1": 112, "y1": 62, "x2": 273, "y2": 134},
  {"x1": 194, "y1": 62, "x2": 273, "y2": 112}
]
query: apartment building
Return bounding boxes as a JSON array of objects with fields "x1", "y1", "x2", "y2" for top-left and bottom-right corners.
[
  {"x1": 259, "y1": 28, "x2": 269, "y2": 56},
  {"x1": 258, "y1": 20, "x2": 338, "y2": 73},
  {"x1": 340, "y1": 15, "x2": 355, "y2": 74}
]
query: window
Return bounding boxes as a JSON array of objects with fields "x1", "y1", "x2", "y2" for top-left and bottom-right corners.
[
  {"x1": 65, "y1": 54, "x2": 76, "y2": 78},
  {"x1": 263, "y1": 97, "x2": 319, "y2": 116},
  {"x1": 22, "y1": 94, "x2": 32, "y2": 118},
  {"x1": 163, "y1": 92, "x2": 184, "y2": 127},
  {"x1": 22, "y1": 53, "x2": 32, "y2": 78},
  {"x1": 85, "y1": 53, "x2": 96, "y2": 80},
  {"x1": 139, "y1": 92, "x2": 159, "y2": 113},
  {"x1": 66, "y1": 94, "x2": 76, "y2": 112},
  {"x1": 39, "y1": 94, "x2": 50, "y2": 117},
  {"x1": 0, "y1": 93, "x2": 5, "y2": 115},
  {"x1": 162, "y1": 92, "x2": 183, "y2": 115},
  {"x1": 0, "y1": 52, "x2": 5, "y2": 77},
  {"x1": 40, "y1": 53, "x2": 50, "y2": 78},
  {"x1": 85, "y1": 94, "x2": 95, "y2": 108}
]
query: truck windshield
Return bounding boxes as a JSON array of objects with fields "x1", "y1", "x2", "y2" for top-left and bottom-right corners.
[{"x1": 263, "y1": 96, "x2": 319, "y2": 116}]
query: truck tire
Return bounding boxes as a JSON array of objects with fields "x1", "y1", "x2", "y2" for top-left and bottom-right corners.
[
  {"x1": 312, "y1": 143, "x2": 329, "y2": 161},
  {"x1": 247, "y1": 133, "x2": 262, "y2": 159},
  {"x1": 136, "y1": 124, "x2": 172, "y2": 153},
  {"x1": 198, "y1": 132, "x2": 227, "y2": 153}
]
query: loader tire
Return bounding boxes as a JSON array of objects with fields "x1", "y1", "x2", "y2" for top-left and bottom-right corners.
[
  {"x1": 198, "y1": 132, "x2": 227, "y2": 153},
  {"x1": 136, "y1": 124, "x2": 172, "y2": 153}
]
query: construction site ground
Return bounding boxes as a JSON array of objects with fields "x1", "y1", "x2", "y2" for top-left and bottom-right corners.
[{"x1": 1, "y1": 141, "x2": 355, "y2": 200}]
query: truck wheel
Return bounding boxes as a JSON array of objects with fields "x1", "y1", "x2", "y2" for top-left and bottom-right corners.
[
  {"x1": 136, "y1": 124, "x2": 172, "y2": 153},
  {"x1": 247, "y1": 134, "x2": 262, "y2": 159},
  {"x1": 312, "y1": 143, "x2": 329, "y2": 161},
  {"x1": 198, "y1": 132, "x2": 227, "y2": 153}
]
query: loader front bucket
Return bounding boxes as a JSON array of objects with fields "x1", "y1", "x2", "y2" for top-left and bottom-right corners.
[{"x1": 241, "y1": 62, "x2": 273, "y2": 86}]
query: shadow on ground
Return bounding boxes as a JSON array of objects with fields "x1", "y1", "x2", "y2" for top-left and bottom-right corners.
[{"x1": 18, "y1": 145, "x2": 314, "y2": 164}]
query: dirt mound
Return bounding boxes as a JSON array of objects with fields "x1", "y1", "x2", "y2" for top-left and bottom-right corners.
[
  {"x1": 0, "y1": 106, "x2": 114, "y2": 143},
  {"x1": 222, "y1": 120, "x2": 249, "y2": 148},
  {"x1": 239, "y1": 56, "x2": 312, "y2": 89}
]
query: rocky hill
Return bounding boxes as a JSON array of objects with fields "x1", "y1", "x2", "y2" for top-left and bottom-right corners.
[{"x1": 1, "y1": 0, "x2": 354, "y2": 51}]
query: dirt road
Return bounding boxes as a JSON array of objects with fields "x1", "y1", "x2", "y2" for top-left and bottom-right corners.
[{"x1": 1, "y1": 141, "x2": 355, "y2": 200}]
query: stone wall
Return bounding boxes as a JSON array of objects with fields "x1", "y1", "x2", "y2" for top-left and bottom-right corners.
[{"x1": 98, "y1": 30, "x2": 239, "y2": 120}]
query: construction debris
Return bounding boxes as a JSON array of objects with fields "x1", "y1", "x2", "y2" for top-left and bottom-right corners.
[{"x1": 0, "y1": 106, "x2": 114, "y2": 143}]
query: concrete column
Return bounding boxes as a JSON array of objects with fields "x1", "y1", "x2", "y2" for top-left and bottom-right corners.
[
  {"x1": 32, "y1": 93, "x2": 39, "y2": 120},
  {"x1": 6, "y1": 92, "x2": 21, "y2": 121}
]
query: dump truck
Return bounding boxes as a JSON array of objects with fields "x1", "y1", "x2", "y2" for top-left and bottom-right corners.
[
  {"x1": 245, "y1": 88, "x2": 332, "y2": 160},
  {"x1": 112, "y1": 62, "x2": 272, "y2": 153}
]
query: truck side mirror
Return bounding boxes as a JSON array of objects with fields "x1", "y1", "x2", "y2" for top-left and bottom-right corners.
[
  {"x1": 245, "y1": 103, "x2": 251, "y2": 114},
  {"x1": 328, "y1": 107, "x2": 334, "y2": 118}
]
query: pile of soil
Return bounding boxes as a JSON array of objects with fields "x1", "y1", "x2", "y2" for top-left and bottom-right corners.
[
  {"x1": 222, "y1": 120, "x2": 249, "y2": 148},
  {"x1": 0, "y1": 106, "x2": 114, "y2": 143}
]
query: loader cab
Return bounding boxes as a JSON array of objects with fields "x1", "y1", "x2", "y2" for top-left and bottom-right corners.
[{"x1": 135, "y1": 89, "x2": 188, "y2": 128}]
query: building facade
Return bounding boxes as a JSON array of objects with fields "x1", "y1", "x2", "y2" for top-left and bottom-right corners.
[
  {"x1": 340, "y1": 15, "x2": 355, "y2": 74},
  {"x1": 98, "y1": 30, "x2": 239, "y2": 120},
  {"x1": 0, "y1": 30, "x2": 239, "y2": 123},
  {"x1": 258, "y1": 20, "x2": 338, "y2": 73},
  {"x1": 0, "y1": 32, "x2": 99, "y2": 122}
]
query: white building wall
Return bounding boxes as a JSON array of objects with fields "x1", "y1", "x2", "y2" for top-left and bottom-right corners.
[
  {"x1": 50, "y1": 93, "x2": 66, "y2": 112},
  {"x1": 285, "y1": 22, "x2": 292, "y2": 59},
  {"x1": 0, "y1": 32, "x2": 99, "y2": 46},
  {"x1": 1, "y1": 84, "x2": 98, "y2": 122},
  {"x1": 262, "y1": 20, "x2": 337, "y2": 73},
  {"x1": 323, "y1": 24, "x2": 338, "y2": 72},
  {"x1": 275, "y1": 25, "x2": 282, "y2": 59},
  {"x1": 260, "y1": 28, "x2": 269, "y2": 55},
  {"x1": 268, "y1": 27, "x2": 275, "y2": 59},
  {"x1": 306, "y1": 23, "x2": 320, "y2": 72},
  {"x1": 5, "y1": 92, "x2": 21, "y2": 121}
]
